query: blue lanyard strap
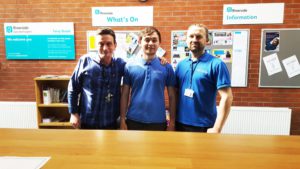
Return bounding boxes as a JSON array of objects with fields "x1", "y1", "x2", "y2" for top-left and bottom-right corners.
[{"x1": 190, "y1": 61, "x2": 199, "y2": 88}]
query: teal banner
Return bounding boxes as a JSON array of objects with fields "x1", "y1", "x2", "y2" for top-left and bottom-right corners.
[
  {"x1": 5, "y1": 35, "x2": 75, "y2": 60},
  {"x1": 4, "y1": 22, "x2": 75, "y2": 60}
]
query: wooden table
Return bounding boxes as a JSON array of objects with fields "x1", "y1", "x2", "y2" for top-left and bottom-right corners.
[{"x1": 1, "y1": 128, "x2": 300, "y2": 169}]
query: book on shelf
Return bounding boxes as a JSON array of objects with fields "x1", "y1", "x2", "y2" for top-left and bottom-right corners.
[
  {"x1": 43, "y1": 90, "x2": 52, "y2": 104},
  {"x1": 42, "y1": 117, "x2": 55, "y2": 123},
  {"x1": 42, "y1": 88, "x2": 68, "y2": 104},
  {"x1": 42, "y1": 117, "x2": 68, "y2": 123},
  {"x1": 59, "y1": 89, "x2": 68, "y2": 103}
]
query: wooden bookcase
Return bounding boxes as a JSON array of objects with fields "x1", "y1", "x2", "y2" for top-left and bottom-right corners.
[{"x1": 34, "y1": 76, "x2": 72, "y2": 129}]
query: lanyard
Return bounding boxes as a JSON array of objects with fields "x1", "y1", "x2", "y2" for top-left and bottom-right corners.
[
  {"x1": 101, "y1": 61, "x2": 114, "y2": 86},
  {"x1": 190, "y1": 61, "x2": 199, "y2": 88}
]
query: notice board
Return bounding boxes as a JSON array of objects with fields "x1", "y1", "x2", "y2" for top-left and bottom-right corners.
[
  {"x1": 259, "y1": 29, "x2": 300, "y2": 88},
  {"x1": 86, "y1": 30, "x2": 166, "y2": 62},
  {"x1": 171, "y1": 29, "x2": 250, "y2": 87}
]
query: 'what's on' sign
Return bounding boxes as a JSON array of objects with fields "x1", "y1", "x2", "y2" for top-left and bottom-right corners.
[{"x1": 92, "y1": 6, "x2": 153, "y2": 27}]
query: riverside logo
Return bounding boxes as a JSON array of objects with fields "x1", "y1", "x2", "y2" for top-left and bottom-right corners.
[
  {"x1": 6, "y1": 26, "x2": 13, "y2": 33},
  {"x1": 226, "y1": 7, "x2": 247, "y2": 12},
  {"x1": 5, "y1": 25, "x2": 30, "y2": 33},
  {"x1": 95, "y1": 9, "x2": 113, "y2": 15},
  {"x1": 225, "y1": 6, "x2": 257, "y2": 21}
]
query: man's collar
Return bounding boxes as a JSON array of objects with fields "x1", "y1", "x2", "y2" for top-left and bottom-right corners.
[
  {"x1": 91, "y1": 53, "x2": 100, "y2": 63},
  {"x1": 139, "y1": 55, "x2": 158, "y2": 65},
  {"x1": 189, "y1": 51, "x2": 209, "y2": 62},
  {"x1": 91, "y1": 53, "x2": 115, "y2": 66}
]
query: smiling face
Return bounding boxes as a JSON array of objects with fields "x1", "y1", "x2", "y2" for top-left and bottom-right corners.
[
  {"x1": 97, "y1": 34, "x2": 116, "y2": 62},
  {"x1": 186, "y1": 25, "x2": 208, "y2": 56},
  {"x1": 140, "y1": 32, "x2": 160, "y2": 60}
]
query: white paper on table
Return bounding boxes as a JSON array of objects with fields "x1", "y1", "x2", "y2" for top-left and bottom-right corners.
[
  {"x1": 0, "y1": 156, "x2": 50, "y2": 169},
  {"x1": 263, "y1": 53, "x2": 282, "y2": 76},
  {"x1": 282, "y1": 55, "x2": 300, "y2": 78}
]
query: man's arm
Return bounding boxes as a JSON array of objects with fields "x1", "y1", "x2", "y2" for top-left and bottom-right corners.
[
  {"x1": 68, "y1": 59, "x2": 83, "y2": 129},
  {"x1": 120, "y1": 84, "x2": 130, "y2": 130},
  {"x1": 68, "y1": 79, "x2": 81, "y2": 129},
  {"x1": 166, "y1": 86, "x2": 176, "y2": 131},
  {"x1": 207, "y1": 87, "x2": 233, "y2": 133}
]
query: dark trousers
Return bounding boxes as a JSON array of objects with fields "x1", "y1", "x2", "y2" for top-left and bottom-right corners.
[
  {"x1": 175, "y1": 121, "x2": 210, "y2": 132},
  {"x1": 126, "y1": 119, "x2": 167, "y2": 131},
  {"x1": 81, "y1": 122, "x2": 118, "y2": 130}
]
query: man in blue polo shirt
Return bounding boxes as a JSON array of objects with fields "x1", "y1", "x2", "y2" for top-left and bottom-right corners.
[
  {"x1": 175, "y1": 24, "x2": 233, "y2": 133},
  {"x1": 120, "y1": 27, "x2": 176, "y2": 131}
]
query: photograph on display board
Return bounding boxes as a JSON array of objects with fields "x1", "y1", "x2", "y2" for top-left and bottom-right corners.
[
  {"x1": 207, "y1": 32, "x2": 213, "y2": 46},
  {"x1": 171, "y1": 31, "x2": 189, "y2": 69},
  {"x1": 212, "y1": 49, "x2": 232, "y2": 63},
  {"x1": 212, "y1": 31, "x2": 233, "y2": 46},
  {"x1": 126, "y1": 33, "x2": 139, "y2": 55},
  {"x1": 265, "y1": 32, "x2": 280, "y2": 52}
]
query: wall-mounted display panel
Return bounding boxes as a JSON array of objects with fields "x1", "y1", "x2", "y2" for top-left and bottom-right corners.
[
  {"x1": 259, "y1": 29, "x2": 300, "y2": 88},
  {"x1": 4, "y1": 22, "x2": 75, "y2": 60}
]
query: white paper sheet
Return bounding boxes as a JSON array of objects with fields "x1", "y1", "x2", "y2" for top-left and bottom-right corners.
[
  {"x1": 156, "y1": 47, "x2": 166, "y2": 58},
  {"x1": 263, "y1": 53, "x2": 282, "y2": 76},
  {"x1": 282, "y1": 55, "x2": 300, "y2": 78},
  {"x1": 0, "y1": 157, "x2": 50, "y2": 169}
]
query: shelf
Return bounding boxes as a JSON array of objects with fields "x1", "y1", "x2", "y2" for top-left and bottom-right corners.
[
  {"x1": 39, "y1": 122, "x2": 72, "y2": 127},
  {"x1": 34, "y1": 76, "x2": 70, "y2": 81},
  {"x1": 38, "y1": 103, "x2": 68, "y2": 107},
  {"x1": 35, "y1": 76, "x2": 71, "y2": 129}
]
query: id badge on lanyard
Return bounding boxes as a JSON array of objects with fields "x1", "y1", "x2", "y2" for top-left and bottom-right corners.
[{"x1": 184, "y1": 88, "x2": 194, "y2": 98}]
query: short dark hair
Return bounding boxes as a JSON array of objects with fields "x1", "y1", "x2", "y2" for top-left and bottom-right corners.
[
  {"x1": 96, "y1": 27, "x2": 116, "y2": 44},
  {"x1": 188, "y1": 24, "x2": 209, "y2": 42},
  {"x1": 139, "y1": 26, "x2": 161, "y2": 43}
]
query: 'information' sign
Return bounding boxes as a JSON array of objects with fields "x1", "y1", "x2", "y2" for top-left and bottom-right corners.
[{"x1": 223, "y1": 3, "x2": 284, "y2": 25}]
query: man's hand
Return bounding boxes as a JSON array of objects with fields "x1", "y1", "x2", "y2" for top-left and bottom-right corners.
[
  {"x1": 166, "y1": 122, "x2": 175, "y2": 131},
  {"x1": 70, "y1": 113, "x2": 80, "y2": 129},
  {"x1": 207, "y1": 127, "x2": 221, "y2": 133},
  {"x1": 159, "y1": 57, "x2": 168, "y2": 65},
  {"x1": 120, "y1": 118, "x2": 128, "y2": 130}
]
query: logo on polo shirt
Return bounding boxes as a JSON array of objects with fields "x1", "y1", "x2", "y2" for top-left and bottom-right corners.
[{"x1": 196, "y1": 68, "x2": 208, "y2": 75}]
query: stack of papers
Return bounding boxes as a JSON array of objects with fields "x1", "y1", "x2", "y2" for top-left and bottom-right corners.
[{"x1": 0, "y1": 156, "x2": 50, "y2": 169}]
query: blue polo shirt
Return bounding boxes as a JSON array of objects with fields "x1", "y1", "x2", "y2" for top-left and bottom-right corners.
[
  {"x1": 123, "y1": 56, "x2": 176, "y2": 123},
  {"x1": 175, "y1": 52, "x2": 231, "y2": 127}
]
